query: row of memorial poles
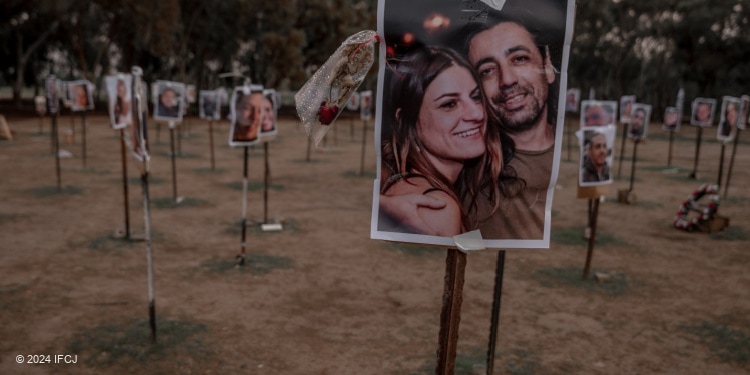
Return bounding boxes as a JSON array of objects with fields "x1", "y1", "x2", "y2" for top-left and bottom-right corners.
[
  {"x1": 41, "y1": 67, "x2": 290, "y2": 342},
  {"x1": 564, "y1": 89, "x2": 747, "y2": 283},
  {"x1": 41, "y1": 77, "x2": 97, "y2": 193},
  {"x1": 566, "y1": 89, "x2": 748, "y2": 202}
]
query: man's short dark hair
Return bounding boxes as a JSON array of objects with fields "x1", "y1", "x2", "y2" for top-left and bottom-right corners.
[{"x1": 450, "y1": 1, "x2": 567, "y2": 128}]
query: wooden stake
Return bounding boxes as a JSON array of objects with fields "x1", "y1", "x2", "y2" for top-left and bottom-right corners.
[
  {"x1": 689, "y1": 126, "x2": 703, "y2": 179},
  {"x1": 53, "y1": 112, "x2": 62, "y2": 192},
  {"x1": 628, "y1": 139, "x2": 640, "y2": 193},
  {"x1": 582, "y1": 198, "x2": 600, "y2": 280},
  {"x1": 616, "y1": 122, "x2": 628, "y2": 179},
  {"x1": 667, "y1": 131, "x2": 674, "y2": 167},
  {"x1": 436, "y1": 248, "x2": 466, "y2": 375},
  {"x1": 724, "y1": 130, "x2": 742, "y2": 198}
]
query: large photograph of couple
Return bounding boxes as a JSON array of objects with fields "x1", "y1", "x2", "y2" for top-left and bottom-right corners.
[{"x1": 371, "y1": 0, "x2": 575, "y2": 249}]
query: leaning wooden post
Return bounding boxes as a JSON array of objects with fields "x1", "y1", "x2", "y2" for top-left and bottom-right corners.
[
  {"x1": 723, "y1": 130, "x2": 742, "y2": 198},
  {"x1": 582, "y1": 198, "x2": 600, "y2": 279},
  {"x1": 435, "y1": 248, "x2": 467, "y2": 375}
]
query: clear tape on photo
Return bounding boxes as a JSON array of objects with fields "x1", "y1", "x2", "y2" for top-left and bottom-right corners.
[{"x1": 452, "y1": 230, "x2": 487, "y2": 252}]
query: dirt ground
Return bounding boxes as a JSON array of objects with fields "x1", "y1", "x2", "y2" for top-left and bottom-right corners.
[{"x1": 0, "y1": 110, "x2": 748, "y2": 375}]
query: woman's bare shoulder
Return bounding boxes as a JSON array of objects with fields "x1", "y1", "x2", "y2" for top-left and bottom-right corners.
[{"x1": 418, "y1": 189, "x2": 462, "y2": 236}]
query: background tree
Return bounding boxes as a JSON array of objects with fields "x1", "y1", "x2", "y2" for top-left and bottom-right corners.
[
  {"x1": 3, "y1": 0, "x2": 749, "y2": 116},
  {"x1": 1, "y1": 0, "x2": 61, "y2": 107}
]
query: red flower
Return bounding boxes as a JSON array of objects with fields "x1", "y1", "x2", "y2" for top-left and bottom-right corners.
[{"x1": 317, "y1": 102, "x2": 339, "y2": 125}]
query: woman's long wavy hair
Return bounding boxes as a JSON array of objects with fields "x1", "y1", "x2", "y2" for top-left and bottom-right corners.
[{"x1": 381, "y1": 46, "x2": 513, "y2": 230}]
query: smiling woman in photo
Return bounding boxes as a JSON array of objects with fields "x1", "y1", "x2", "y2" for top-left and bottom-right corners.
[{"x1": 379, "y1": 46, "x2": 506, "y2": 236}]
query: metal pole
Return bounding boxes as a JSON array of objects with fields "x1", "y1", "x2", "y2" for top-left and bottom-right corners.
[
  {"x1": 716, "y1": 143, "x2": 726, "y2": 187},
  {"x1": 169, "y1": 122, "x2": 178, "y2": 203},
  {"x1": 264, "y1": 142, "x2": 270, "y2": 224},
  {"x1": 724, "y1": 130, "x2": 742, "y2": 198},
  {"x1": 237, "y1": 146, "x2": 249, "y2": 266},
  {"x1": 141, "y1": 168, "x2": 156, "y2": 342},
  {"x1": 436, "y1": 248, "x2": 466, "y2": 375},
  {"x1": 177, "y1": 122, "x2": 182, "y2": 155},
  {"x1": 629, "y1": 139, "x2": 639, "y2": 192},
  {"x1": 486, "y1": 250, "x2": 506, "y2": 375},
  {"x1": 82, "y1": 111, "x2": 87, "y2": 168},
  {"x1": 667, "y1": 131, "x2": 674, "y2": 167},
  {"x1": 617, "y1": 122, "x2": 628, "y2": 179},
  {"x1": 133, "y1": 65, "x2": 156, "y2": 342},
  {"x1": 209, "y1": 120, "x2": 215, "y2": 170},
  {"x1": 53, "y1": 112, "x2": 62, "y2": 192},
  {"x1": 50, "y1": 115, "x2": 55, "y2": 154},
  {"x1": 689, "y1": 126, "x2": 703, "y2": 179},
  {"x1": 120, "y1": 129, "x2": 131, "y2": 238}
]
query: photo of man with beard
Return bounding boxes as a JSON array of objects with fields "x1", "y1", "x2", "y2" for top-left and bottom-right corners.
[{"x1": 580, "y1": 129, "x2": 612, "y2": 185}]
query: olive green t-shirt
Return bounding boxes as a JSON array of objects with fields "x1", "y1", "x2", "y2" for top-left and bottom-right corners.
[{"x1": 471, "y1": 145, "x2": 554, "y2": 239}]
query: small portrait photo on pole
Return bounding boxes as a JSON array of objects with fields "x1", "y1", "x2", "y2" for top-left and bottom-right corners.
[
  {"x1": 581, "y1": 100, "x2": 617, "y2": 128},
  {"x1": 359, "y1": 90, "x2": 373, "y2": 121},
  {"x1": 627, "y1": 103, "x2": 652, "y2": 140},
  {"x1": 717, "y1": 96, "x2": 740, "y2": 142},
  {"x1": 738, "y1": 95, "x2": 749, "y2": 131},
  {"x1": 199, "y1": 90, "x2": 220, "y2": 120},
  {"x1": 105, "y1": 74, "x2": 133, "y2": 129},
  {"x1": 260, "y1": 89, "x2": 279, "y2": 139},
  {"x1": 619, "y1": 95, "x2": 635, "y2": 124},
  {"x1": 153, "y1": 80, "x2": 185, "y2": 122},
  {"x1": 565, "y1": 88, "x2": 580, "y2": 113},
  {"x1": 690, "y1": 98, "x2": 716, "y2": 127},
  {"x1": 68, "y1": 80, "x2": 94, "y2": 112},
  {"x1": 45, "y1": 76, "x2": 60, "y2": 114},
  {"x1": 186, "y1": 85, "x2": 197, "y2": 104},
  {"x1": 662, "y1": 106, "x2": 681, "y2": 132},
  {"x1": 579, "y1": 126, "x2": 615, "y2": 187},
  {"x1": 229, "y1": 85, "x2": 264, "y2": 147},
  {"x1": 346, "y1": 91, "x2": 361, "y2": 112},
  {"x1": 35, "y1": 96, "x2": 47, "y2": 116}
]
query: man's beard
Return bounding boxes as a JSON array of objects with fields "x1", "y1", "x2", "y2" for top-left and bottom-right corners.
[{"x1": 491, "y1": 85, "x2": 545, "y2": 134}]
